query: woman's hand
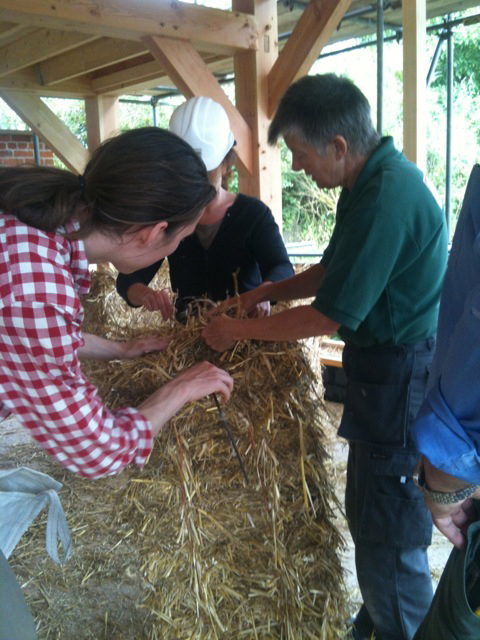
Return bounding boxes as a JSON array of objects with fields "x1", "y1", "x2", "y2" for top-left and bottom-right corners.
[
  {"x1": 250, "y1": 300, "x2": 271, "y2": 317},
  {"x1": 140, "y1": 288, "x2": 175, "y2": 319},
  {"x1": 127, "y1": 283, "x2": 175, "y2": 320},
  {"x1": 80, "y1": 333, "x2": 172, "y2": 360},
  {"x1": 121, "y1": 335, "x2": 173, "y2": 359},
  {"x1": 138, "y1": 361, "x2": 234, "y2": 436},
  {"x1": 166, "y1": 361, "x2": 234, "y2": 404}
]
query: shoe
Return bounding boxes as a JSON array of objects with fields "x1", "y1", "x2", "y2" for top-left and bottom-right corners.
[{"x1": 348, "y1": 605, "x2": 376, "y2": 639}]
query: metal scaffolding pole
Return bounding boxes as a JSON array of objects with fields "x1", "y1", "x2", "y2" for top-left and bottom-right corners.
[
  {"x1": 445, "y1": 23, "x2": 454, "y2": 230},
  {"x1": 376, "y1": 0, "x2": 384, "y2": 135},
  {"x1": 32, "y1": 132, "x2": 40, "y2": 165}
]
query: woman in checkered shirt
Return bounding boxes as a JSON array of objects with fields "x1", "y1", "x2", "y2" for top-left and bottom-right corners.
[
  {"x1": 0, "y1": 126, "x2": 234, "y2": 480},
  {"x1": 0, "y1": 127, "x2": 234, "y2": 640}
]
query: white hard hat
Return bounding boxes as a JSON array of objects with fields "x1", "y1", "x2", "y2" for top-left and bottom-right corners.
[{"x1": 169, "y1": 96, "x2": 235, "y2": 171}]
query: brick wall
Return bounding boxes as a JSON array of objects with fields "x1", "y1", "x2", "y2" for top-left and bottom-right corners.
[{"x1": 0, "y1": 130, "x2": 55, "y2": 166}]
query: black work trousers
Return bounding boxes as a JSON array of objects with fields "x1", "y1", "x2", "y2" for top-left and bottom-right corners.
[{"x1": 340, "y1": 339, "x2": 435, "y2": 640}]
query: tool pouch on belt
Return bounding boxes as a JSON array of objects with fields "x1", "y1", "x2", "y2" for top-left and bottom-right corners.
[
  {"x1": 414, "y1": 501, "x2": 480, "y2": 639},
  {"x1": 0, "y1": 467, "x2": 71, "y2": 564}
]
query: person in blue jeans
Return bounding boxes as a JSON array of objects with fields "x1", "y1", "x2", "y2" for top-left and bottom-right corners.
[
  {"x1": 202, "y1": 73, "x2": 449, "y2": 639},
  {"x1": 412, "y1": 164, "x2": 480, "y2": 639}
]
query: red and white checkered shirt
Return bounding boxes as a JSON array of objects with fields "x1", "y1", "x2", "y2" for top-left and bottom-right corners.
[{"x1": 0, "y1": 213, "x2": 153, "y2": 477}]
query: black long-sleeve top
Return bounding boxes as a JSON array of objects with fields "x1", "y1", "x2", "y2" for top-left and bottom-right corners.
[{"x1": 116, "y1": 194, "x2": 294, "y2": 314}]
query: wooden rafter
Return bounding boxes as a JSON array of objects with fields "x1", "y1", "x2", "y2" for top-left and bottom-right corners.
[
  {"x1": 267, "y1": 0, "x2": 352, "y2": 117},
  {"x1": 144, "y1": 35, "x2": 253, "y2": 175},
  {"x1": 0, "y1": 0, "x2": 258, "y2": 54},
  {"x1": 39, "y1": 38, "x2": 146, "y2": 86},
  {"x1": 0, "y1": 67, "x2": 93, "y2": 96},
  {"x1": 0, "y1": 29, "x2": 99, "y2": 77},
  {"x1": 0, "y1": 89, "x2": 89, "y2": 172}
]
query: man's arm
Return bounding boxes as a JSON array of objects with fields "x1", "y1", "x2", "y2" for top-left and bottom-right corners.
[
  {"x1": 202, "y1": 304, "x2": 339, "y2": 352},
  {"x1": 255, "y1": 262, "x2": 325, "y2": 303},
  {"x1": 215, "y1": 263, "x2": 326, "y2": 318}
]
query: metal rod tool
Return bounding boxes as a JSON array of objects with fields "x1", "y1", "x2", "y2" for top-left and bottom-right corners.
[{"x1": 212, "y1": 393, "x2": 249, "y2": 484}]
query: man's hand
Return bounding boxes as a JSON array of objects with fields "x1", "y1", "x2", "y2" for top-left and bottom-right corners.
[
  {"x1": 420, "y1": 456, "x2": 480, "y2": 548},
  {"x1": 202, "y1": 317, "x2": 239, "y2": 352},
  {"x1": 209, "y1": 288, "x2": 264, "y2": 319},
  {"x1": 427, "y1": 497, "x2": 478, "y2": 549}
]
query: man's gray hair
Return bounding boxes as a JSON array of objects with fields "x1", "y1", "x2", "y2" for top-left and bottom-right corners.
[{"x1": 268, "y1": 74, "x2": 381, "y2": 156}]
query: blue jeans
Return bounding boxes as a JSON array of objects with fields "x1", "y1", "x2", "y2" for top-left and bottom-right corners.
[{"x1": 341, "y1": 340, "x2": 435, "y2": 640}]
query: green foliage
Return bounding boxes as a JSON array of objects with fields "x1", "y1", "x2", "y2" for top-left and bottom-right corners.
[
  {"x1": 431, "y1": 22, "x2": 480, "y2": 98},
  {"x1": 280, "y1": 140, "x2": 338, "y2": 249},
  {"x1": 43, "y1": 98, "x2": 88, "y2": 146}
]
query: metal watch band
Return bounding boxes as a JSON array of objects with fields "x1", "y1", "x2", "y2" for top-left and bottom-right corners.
[{"x1": 413, "y1": 458, "x2": 479, "y2": 504}]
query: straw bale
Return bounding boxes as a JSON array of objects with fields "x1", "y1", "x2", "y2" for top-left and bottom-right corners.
[{"x1": 9, "y1": 266, "x2": 349, "y2": 639}]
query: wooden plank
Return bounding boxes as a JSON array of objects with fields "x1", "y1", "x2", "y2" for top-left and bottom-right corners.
[
  {"x1": 0, "y1": 29, "x2": 98, "y2": 77},
  {"x1": 85, "y1": 95, "x2": 119, "y2": 151},
  {"x1": 268, "y1": 0, "x2": 352, "y2": 118},
  {"x1": 0, "y1": 89, "x2": 89, "y2": 173},
  {"x1": 0, "y1": 0, "x2": 258, "y2": 54},
  {"x1": 403, "y1": 0, "x2": 427, "y2": 170},
  {"x1": 322, "y1": 338, "x2": 345, "y2": 349},
  {"x1": 319, "y1": 353, "x2": 343, "y2": 368},
  {"x1": 144, "y1": 35, "x2": 253, "y2": 175},
  {"x1": 40, "y1": 38, "x2": 146, "y2": 85},
  {"x1": 233, "y1": 0, "x2": 282, "y2": 222}
]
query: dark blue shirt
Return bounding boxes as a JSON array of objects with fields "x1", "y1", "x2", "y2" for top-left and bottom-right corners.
[{"x1": 116, "y1": 194, "x2": 293, "y2": 315}]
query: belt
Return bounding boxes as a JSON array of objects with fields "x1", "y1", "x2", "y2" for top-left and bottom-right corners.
[{"x1": 344, "y1": 336, "x2": 436, "y2": 356}]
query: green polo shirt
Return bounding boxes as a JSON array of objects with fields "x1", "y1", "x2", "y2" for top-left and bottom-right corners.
[{"x1": 312, "y1": 137, "x2": 447, "y2": 347}]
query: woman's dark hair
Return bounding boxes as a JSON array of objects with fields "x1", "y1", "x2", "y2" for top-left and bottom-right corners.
[{"x1": 0, "y1": 127, "x2": 216, "y2": 238}]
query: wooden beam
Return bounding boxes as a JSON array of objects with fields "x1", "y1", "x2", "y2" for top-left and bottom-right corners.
[
  {"x1": 144, "y1": 35, "x2": 252, "y2": 175},
  {"x1": 403, "y1": 0, "x2": 427, "y2": 170},
  {"x1": 0, "y1": 22, "x2": 30, "y2": 47},
  {"x1": 0, "y1": 68, "x2": 94, "y2": 96},
  {"x1": 91, "y1": 51, "x2": 227, "y2": 95},
  {"x1": 233, "y1": 0, "x2": 282, "y2": 224},
  {"x1": 268, "y1": 0, "x2": 352, "y2": 118},
  {"x1": 39, "y1": 38, "x2": 146, "y2": 85},
  {"x1": 0, "y1": 29, "x2": 98, "y2": 77},
  {"x1": 91, "y1": 59, "x2": 168, "y2": 94},
  {"x1": 0, "y1": 89, "x2": 89, "y2": 173},
  {"x1": 0, "y1": 0, "x2": 258, "y2": 54},
  {"x1": 85, "y1": 95, "x2": 119, "y2": 151}
]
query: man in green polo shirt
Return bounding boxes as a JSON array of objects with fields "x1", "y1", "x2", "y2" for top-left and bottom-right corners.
[{"x1": 202, "y1": 73, "x2": 448, "y2": 639}]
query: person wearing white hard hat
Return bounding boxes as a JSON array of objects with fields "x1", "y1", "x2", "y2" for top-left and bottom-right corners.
[{"x1": 116, "y1": 96, "x2": 294, "y2": 319}]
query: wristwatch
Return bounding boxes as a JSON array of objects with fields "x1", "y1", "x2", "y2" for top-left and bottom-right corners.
[{"x1": 413, "y1": 456, "x2": 479, "y2": 504}]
